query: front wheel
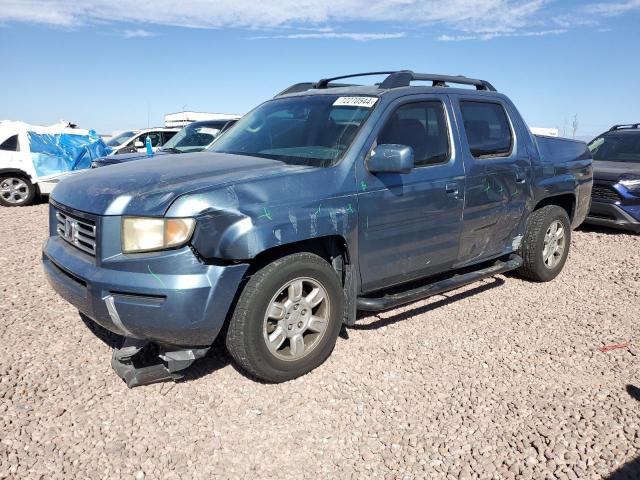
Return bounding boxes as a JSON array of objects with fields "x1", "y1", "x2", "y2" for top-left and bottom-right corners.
[
  {"x1": 225, "y1": 252, "x2": 344, "y2": 382},
  {"x1": 516, "y1": 205, "x2": 571, "y2": 282},
  {"x1": 0, "y1": 175, "x2": 36, "y2": 207}
]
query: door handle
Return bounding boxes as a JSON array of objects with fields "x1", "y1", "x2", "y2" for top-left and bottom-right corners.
[
  {"x1": 445, "y1": 183, "x2": 459, "y2": 195},
  {"x1": 515, "y1": 172, "x2": 526, "y2": 184}
]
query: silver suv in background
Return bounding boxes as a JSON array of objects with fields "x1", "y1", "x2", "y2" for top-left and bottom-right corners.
[{"x1": 106, "y1": 128, "x2": 180, "y2": 155}]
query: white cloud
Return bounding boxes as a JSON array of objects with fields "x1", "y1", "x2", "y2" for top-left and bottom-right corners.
[
  {"x1": 584, "y1": 0, "x2": 640, "y2": 16},
  {"x1": 438, "y1": 28, "x2": 566, "y2": 42},
  {"x1": 553, "y1": 0, "x2": 640, "y2": 28},
  {"x1": 251, "y1": 32, "x2": 405, "y2": 42},
  {"x1": 1, "y1": 0, "x2": 637, "y2": 41},
  {"x1": 0, "y1": 0, "x2": 547, "y2": 35},
  {"x1": 122, "y1": 28, "x2": 155, "y2": 39}
]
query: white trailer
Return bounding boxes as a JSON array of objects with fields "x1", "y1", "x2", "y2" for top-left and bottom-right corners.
[{"x1": 164, "y1": 111, "x2": 240, "y2": 128}]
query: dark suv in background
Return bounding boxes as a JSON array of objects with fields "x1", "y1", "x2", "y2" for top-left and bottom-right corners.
[{"x1": 586, "y1": 124, "x2": 640, "y2": 232}]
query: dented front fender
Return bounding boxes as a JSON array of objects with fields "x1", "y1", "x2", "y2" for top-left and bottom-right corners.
[{"x1": 166, "y1": 171, "x2": 358, "y2": 261}]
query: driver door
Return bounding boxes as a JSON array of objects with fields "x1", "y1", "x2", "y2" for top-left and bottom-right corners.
[{"x1": 356, "y1": 95, "x2": 465, "y2": 293}]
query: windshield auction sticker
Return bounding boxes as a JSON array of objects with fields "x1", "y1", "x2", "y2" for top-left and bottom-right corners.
[{"x1": 333, "y1": 97, "x2": 378, "y2": 108}]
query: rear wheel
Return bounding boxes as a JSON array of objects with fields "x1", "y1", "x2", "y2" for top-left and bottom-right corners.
[
  {"x1": 0, "y1": 175, "x2": 36, "y2": 207},
  {"x1": 516, "y1": 205, "x2": 571, "y2": 282},
  {"x1": 225, "y1": 252, "x2": 344, "y2": 382}
]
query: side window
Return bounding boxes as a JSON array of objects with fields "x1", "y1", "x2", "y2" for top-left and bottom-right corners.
[
  {"x1": 142, "y1": 132, "x2": 163, "y2": 147},
  {"x1": 460, "y1": 101, "x2": 513, "y2": 158},
  {"x1": 378, "y1": 101, "x2": 450, "y2": 167},
  {"x1": 163, "y1": 131, "x2": 177, "y2": 144},
  {"x1": 0, "y1": 135, "x2": 19, "y2": 152}
]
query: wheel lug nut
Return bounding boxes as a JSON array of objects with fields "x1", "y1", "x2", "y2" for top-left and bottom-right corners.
[
  {"x1": 293, "y1": 304, "x2": 299, "y2": 310},
  {"x1": 298, "y1": 322, "x2": 303, "y2": 328},
  {"x1": 288, "y1": 325, "x2": 292, "y2": 330}
]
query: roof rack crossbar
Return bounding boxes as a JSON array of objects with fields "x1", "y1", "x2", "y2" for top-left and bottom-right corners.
[
  {"x1": 315, "y1": 71, "x2": 400, "y2": 89},
  {"x1": 380, "y1": 71, "x2": 496, "y2": 91}
]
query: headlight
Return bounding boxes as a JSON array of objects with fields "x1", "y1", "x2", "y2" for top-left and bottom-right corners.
[
  {"x1": 122, "y1": 217, "x2": 196, "y2": 253},
  {"x1": 619, "y1": 178, "x2": 640, "y2": 192}
]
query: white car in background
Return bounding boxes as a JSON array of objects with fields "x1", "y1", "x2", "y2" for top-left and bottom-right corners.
[
  {"x1": 106, "y1": 127, "x2": 180, "y2": 155},
  {"x1": 0, "y1": 120, "x2": 109, "y2": 207}
]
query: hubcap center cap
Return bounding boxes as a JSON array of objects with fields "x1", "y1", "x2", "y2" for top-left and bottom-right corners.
[{"x1": 283, "y1": 300, "x2": 311, "y2": 335}]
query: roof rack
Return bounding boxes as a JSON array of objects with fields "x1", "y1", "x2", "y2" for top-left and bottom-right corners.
[
  {"x1": 609, "y1": 123, "x2": 640, "y2": 131},
  {"x1": 278, "y1": 70, "x2": 497, "y2": 97}
]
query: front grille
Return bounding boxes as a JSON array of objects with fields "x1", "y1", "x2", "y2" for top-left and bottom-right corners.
[
  {"x1": 55, "y1": 209, "x2": 97, "y2": 256},
  {"x1": 591, "y1": 184, "x2": 621, "y2": 202}
]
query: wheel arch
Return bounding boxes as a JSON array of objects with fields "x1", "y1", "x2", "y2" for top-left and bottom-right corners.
[
  {"x1": 0, "y1": 168, "x2": 32, "y2": 180},
  {"x1": 246, "y1": 235, "x2": 351, "y2": 283},
  {"x1": 532, "y1": 193, "x2": 576, "y2": 223}
]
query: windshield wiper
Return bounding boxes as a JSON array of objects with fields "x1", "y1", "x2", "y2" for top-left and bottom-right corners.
[{"x1": 160, "y1": 147, "x2": 182, "y2": 153}]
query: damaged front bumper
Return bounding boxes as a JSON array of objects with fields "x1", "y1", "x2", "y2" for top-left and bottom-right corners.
[
  {"x1": 111, "y1": 338, "x2": 210, "y2": 388},
  {"x1": 42, "y1": 235, "x2": 248, "y2": 386}
]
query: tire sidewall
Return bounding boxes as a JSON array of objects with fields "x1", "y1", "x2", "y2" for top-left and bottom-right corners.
[
  {"x1": 530, "y1": 207, "x2": 571, "y2": 282},
  {"x1": 0, "y1": 175, "x2": 36, "y2": 207},
  {"x1": 240, "y1": 256, "x2": 343, "y2": 380}
]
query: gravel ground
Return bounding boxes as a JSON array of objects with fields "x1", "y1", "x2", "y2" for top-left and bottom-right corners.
[{"x1": 1, "y1": 202, "x2": 639, "y2": 480}]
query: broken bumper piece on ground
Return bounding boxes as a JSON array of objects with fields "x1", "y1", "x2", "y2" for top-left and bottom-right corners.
[{"x1": 111, "y1": 338, "x2": 209, "y2": 388}]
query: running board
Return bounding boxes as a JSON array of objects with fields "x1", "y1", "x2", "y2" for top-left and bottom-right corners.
[
  {"x1": 357, "y1": 254, "x2": 522, "y2": 312},
  {"x1": 111, "y1": 338, "x2": 209, "y2": 388}
]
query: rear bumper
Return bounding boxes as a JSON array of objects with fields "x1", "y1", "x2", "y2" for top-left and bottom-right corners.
[
  {"x1": 43, "y1": 236, "x2": 248, "y2": 347},
  {"x1": 585, "y1": 201, "x2": 640, "y2": 233}
]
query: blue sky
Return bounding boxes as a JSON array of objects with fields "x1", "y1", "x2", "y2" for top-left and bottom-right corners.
[{"x1": 1, "y1": 0, "x2": 639, "y2": 139}]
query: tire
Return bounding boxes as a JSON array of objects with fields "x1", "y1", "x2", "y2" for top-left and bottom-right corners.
[
  {"x1": 516, "y1": 205, "x2": 571, "y2": 282},
  {"x1": 225, "y1": 252, "x2": 344, "y2": 382},
  {"x1": 0, "y1": 175, "x2": 36, "y2": 207}
]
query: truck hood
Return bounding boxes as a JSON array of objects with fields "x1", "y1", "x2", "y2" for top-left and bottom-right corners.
[
  {"x1": 95, "y1": 150, "x2": 171, "y2": 166},
  {"x1": 593, "y1": 160, "x2": 640, "y2": 182},
  {"x1": 51, "y1": 152, "x2": 315, "y2": 216}
]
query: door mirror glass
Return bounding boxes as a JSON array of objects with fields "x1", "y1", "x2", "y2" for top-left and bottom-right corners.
[{"x1": 367, "y1": 144, "x2": 414, "y2": 174}]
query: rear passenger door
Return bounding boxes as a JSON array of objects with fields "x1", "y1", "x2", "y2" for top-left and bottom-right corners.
[
  {"x1": 357, "y1": 95, "x2": 465, "y2": 293},
  {"x1": 452, "y1": 98, "x2": 531, "y2": 265}
]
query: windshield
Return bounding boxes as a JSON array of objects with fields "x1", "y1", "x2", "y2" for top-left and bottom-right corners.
[
  {"x1": 162, "y1": 124, "x2": 222, "y2": 153},
  {"x1": 107, "y1": 131, "x2": 137, "y2": 147},
  {"x1": 210, "y1": 95, "x2": 377, "y2": 167},
  {"x1": 589, "y1": 134, "x2": 640, "y2": 163}
]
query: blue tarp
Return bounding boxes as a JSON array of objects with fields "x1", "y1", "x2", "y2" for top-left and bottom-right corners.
[{"x1": 28, "y1": 131, "x2": 111, "y2": 177}]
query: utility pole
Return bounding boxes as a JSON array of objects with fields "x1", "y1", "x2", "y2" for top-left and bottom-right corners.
[{"x1": 572, "y1": 114, "x2": 579, "y2": 139}]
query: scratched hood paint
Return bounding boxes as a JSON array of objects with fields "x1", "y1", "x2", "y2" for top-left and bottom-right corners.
[{"x1": 51, "y1": 152, "x2": 315, "y2": 216}]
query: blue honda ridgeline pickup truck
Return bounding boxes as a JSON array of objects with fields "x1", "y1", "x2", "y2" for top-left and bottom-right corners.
[{"x1": 43, "y1": 71, "x2": 593, "y2": 387}]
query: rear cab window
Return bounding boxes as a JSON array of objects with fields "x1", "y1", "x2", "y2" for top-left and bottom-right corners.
[{"x1": 460, "y1": 101, "x2": 513, "y2": 158}]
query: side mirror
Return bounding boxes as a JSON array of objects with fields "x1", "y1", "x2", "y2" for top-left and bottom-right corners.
[
  {"x1": 134, "y1": 140, "x2": 145, "y2": 149},
  {"x1": 367, "y1": 144, "x2": 414, "y2": 174}
]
